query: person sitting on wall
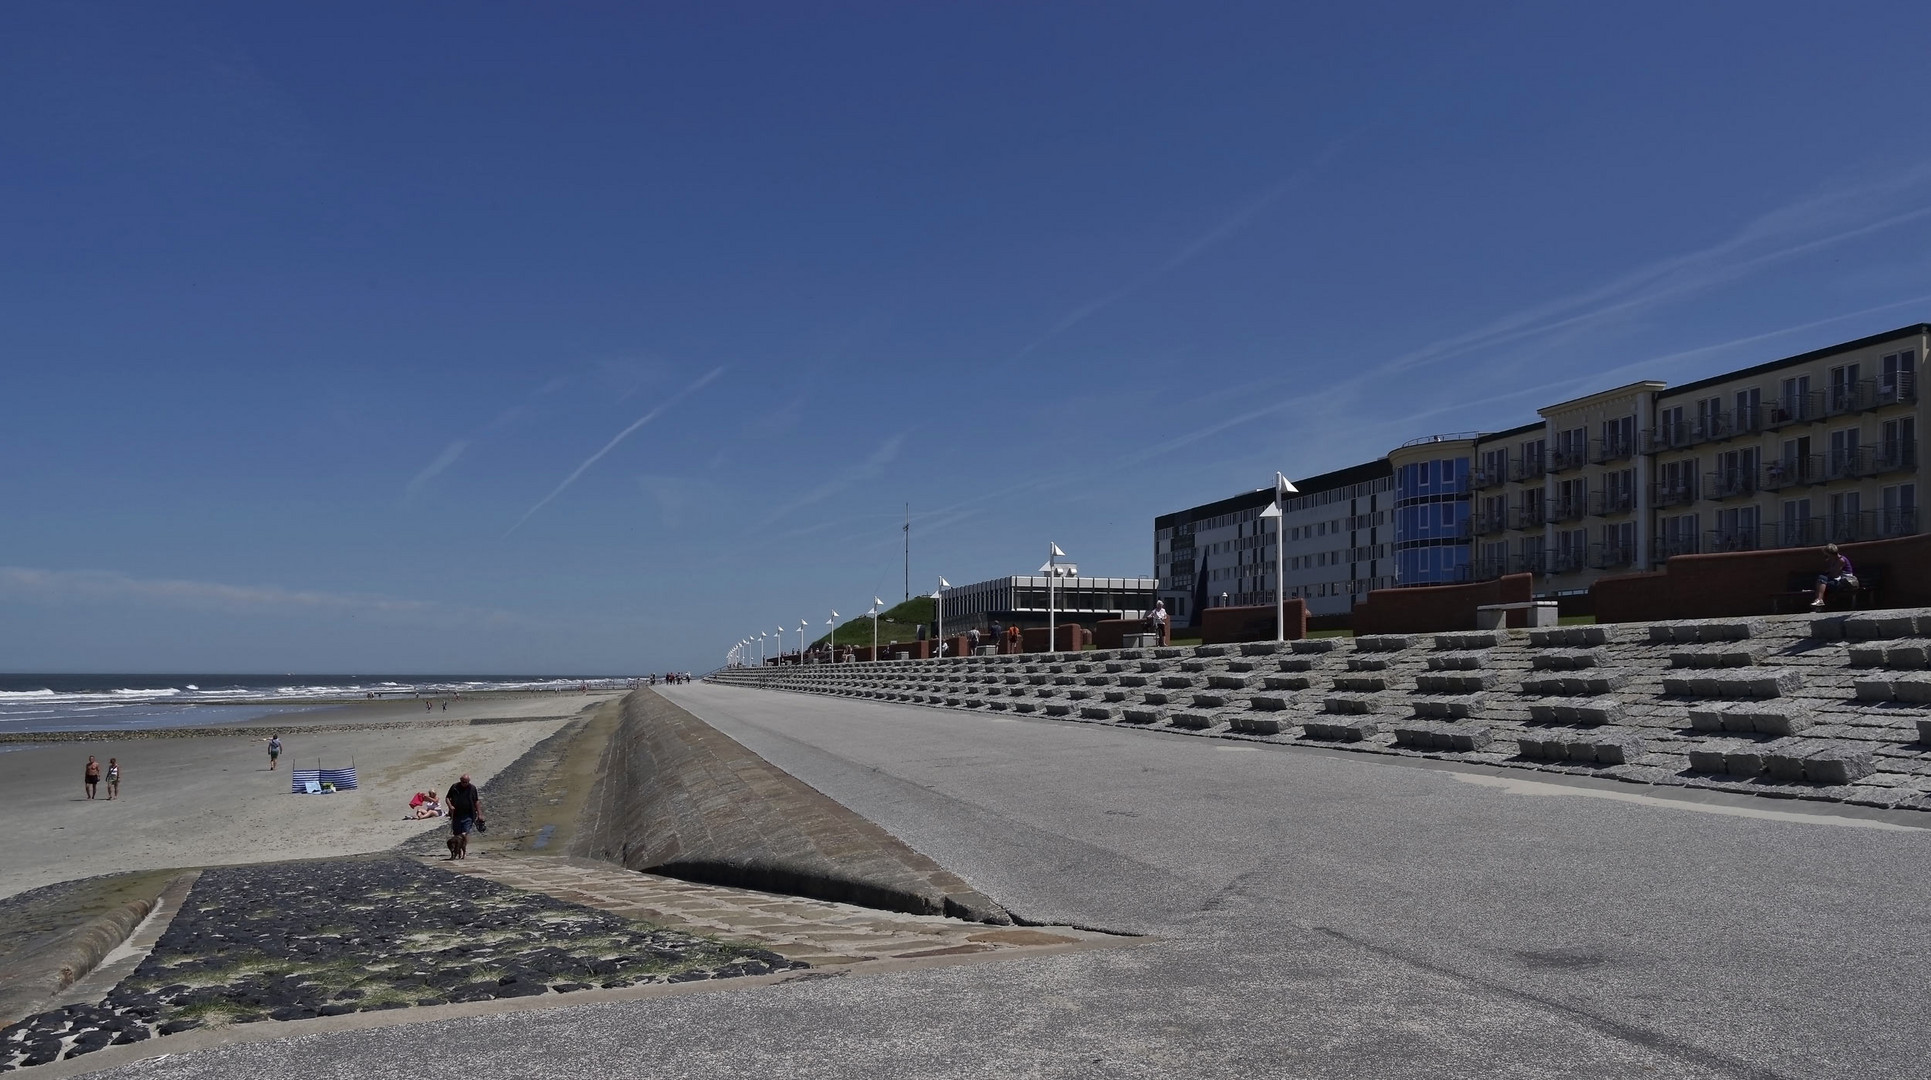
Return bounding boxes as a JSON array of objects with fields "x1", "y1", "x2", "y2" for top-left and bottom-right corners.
[
  {"x1": 1811, "y1": 543, "x2": 1858, "y2": 608},
  {"x1": 1144, "y1": 600, "x2": 1169, "y2": 643}
]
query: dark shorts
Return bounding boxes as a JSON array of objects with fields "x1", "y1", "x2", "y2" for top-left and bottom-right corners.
[{"x1": 452, "y1": 815, "x2": 475, "y2": 836}]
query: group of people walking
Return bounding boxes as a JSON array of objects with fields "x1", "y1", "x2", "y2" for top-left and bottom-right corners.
[{"x1": 81, "y1": 755, "x2": 120, "y2": 800}]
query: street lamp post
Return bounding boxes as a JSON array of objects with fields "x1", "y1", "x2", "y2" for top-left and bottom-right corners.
[
  {"x1": 826, "y1": 610, "x2": 840, "y2": 661},
  {"x1": 869, "y1": 598, "x2": 883, "y2": 662},
  {"x1": 932, "y1": 578, "x2": 950, "y2": 657},
  {"x1": 798, "y1": 620, "x2": 809, "y2": 663},
  {"x1": 1039, "y1": 544, "x2": 1073, "y2": 652},
  {"x1": 1259, "y1": 502, "x2": 1284, "y2": 641},
  {"x1": 757, "y1": 631, "x2": 767, "y2": 665},
  {"x1": 778, "y1": 626, "x2": 786, "y2": 664}
]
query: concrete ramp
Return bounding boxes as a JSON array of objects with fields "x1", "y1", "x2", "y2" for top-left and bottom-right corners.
[{"x1": 581, "y1": 689, "x2": 1008, "y2": 923}]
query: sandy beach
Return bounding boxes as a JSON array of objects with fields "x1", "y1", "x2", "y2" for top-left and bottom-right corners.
[{"x1": 0, "y1": 691, "x2": 623, "y2": 900}]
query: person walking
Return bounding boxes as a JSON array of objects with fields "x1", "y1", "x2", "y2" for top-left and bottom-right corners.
[
  {"x1": 105, "y1": 758, "x2": 121, "y2": 800},
  {"x1": 266, "y1": 735, "x2": 283, "y2": 771},
  {"x1": 444, "y1": 773, "x2": 484, "y2": 860},
  {"x1": 83, "y1": 755, "x2": 101, "y2": 800}
]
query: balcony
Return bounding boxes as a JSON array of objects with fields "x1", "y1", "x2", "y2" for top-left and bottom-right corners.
[
  {"x1": 1705, "y1": 467, "x2": 1759, "y2": 500},
  {"x1": 1652, "y1": 534, "x2": 1701, "y2": 563},
  {"x1": 1471, "y1": 558, "x2": 1509, "y2": 582},
  {"x1": 1551, "y1": 548, "x2": 1590, "y2": 574},
  {"x1": 1515, "y1": 551, "x2": 1548, "y2": 575},
  {"x1": 1644, "y1": 423, "x2": 1693, "y2": 453},
  {"x1": 1827, "y1": 379, "x2": 1878, "y2": 417},
  {"x1": 1471, "y1": 466, "x2": 1509, "y2": 490},
  {"x1": 1592, "y1": 490, "x2": 1635, "y2": 516},
  {"x1": 1761, "y1": 454, "x2": 1825, "y2": 492},
  {"x1": 1881, "y1": 506, "x2": 1921, "y2": 537},
  {"x1": 1691, "y1": 413, "x2": 1733, "y2": 444},
  {"x1": 1878, "y1": 370, "x2": 1918, "y2": 407},
  {"x1": 1650, "y1": 483, "x2": 1698, "y2": 509},
  {"x1": 1591, "y1": 435, "x2": 1637, "y2": 465},
  {"x1": 1873, "y1": 439, "x2": 1918, "y2": 475},
  {"x1": 1509, "y1": 455, "x2": 1548, "y2": 483},
  {"x1": 1827, "y1": 510, "x2": 1881, "y2": 544},
  {"x1": 1775, "y1": 517, "x2": 1827, "y2": 547},
  {"x1": 1511, "y1": 505, "x2": 1547, "y2": 530},
  {"x1": 1763, "y1": 391, "x2": 1826, "y2": 431},
  {"x1": 1825, "y1": 446, "x2": 1876, "y2": 482},
  {"x1": 1551, "y1": 498, "x2": 1588, "y2": 523},
  {"x1": 1548, "y1": 446, "x2": 1589, "y2": 473},
  {"x1": 1590, "y1": 543, "x2": 1636, "y2": 570},
  {"x1": 1706, "y1": 525, "x2": 1772, "y2": 554},
  {"x1": 1471, "y1": 511, "x2": 1509, "y2": 536}
]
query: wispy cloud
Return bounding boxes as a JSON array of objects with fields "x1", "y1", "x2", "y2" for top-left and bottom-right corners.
[
  {"x1": 405, "y1": 439, "x2": 469, "y2": 498},
  {"x1": 506, "y1": 367, "x2": 727, "y2": 536},
  {"x1": 1011, "y1": 140, "x2": 1353, "y2": 363},
  {"x1": 759, "y1": 434, "x2": 905, "y2": 527},
  {"x1": 0, "y1": 566, "x2": 517, "y2": 626}
]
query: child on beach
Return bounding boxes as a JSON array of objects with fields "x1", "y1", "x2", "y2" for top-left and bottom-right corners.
[
  {"x1": 106, "y1": 758, "x2": 121, "y2": 800},
  {"x1": 84, "y1": 756, "x2": 101, "y2": 800},
  {"x1": 266, "y1": 735, "x2": 282, "y2": 770}
]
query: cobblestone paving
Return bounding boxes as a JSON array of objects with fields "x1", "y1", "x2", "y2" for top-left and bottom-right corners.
[
  {"x1": 712, "y1": 609, "x2": 1931, "y2": 814},
  {"x1": 0, "y1": 857, "x2": 796, "y2": 1072},
  {"x1": 436, "y1": 855, "x2": 1095, "y2": 968}
]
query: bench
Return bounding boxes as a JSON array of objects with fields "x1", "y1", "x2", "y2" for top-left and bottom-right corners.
[
  {"x1": 1770, "y1": 564, "x2": 1884, "y2": 614},
  {"x1": 1475, "y1": 601, "x2": 1559, "y2": 629}
]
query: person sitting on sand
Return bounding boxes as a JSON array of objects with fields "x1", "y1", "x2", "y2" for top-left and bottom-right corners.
[
  {"x1": 84, "y1": 755, "x2": 101, "y2": 800},
  {"x1": 105, "y1": 758, "x2": 121, "y2": 800},
  {"x1": 408, "y1": 791, "x2": 443, "y2": 819}
]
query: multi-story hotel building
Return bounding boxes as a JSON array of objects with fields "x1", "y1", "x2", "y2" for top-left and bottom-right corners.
[{"x1": 1155, "y1": 324, "x2": 1926, "y2": 618}]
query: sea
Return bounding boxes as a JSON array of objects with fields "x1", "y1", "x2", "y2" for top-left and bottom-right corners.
[{"x1": 0, "y1": 673, "x2": 641, "y2": 740}]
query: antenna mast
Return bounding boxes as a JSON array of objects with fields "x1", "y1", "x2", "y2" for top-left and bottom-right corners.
[{"x1": 903, "y1": 503, "x2": 910, "y2": 601}]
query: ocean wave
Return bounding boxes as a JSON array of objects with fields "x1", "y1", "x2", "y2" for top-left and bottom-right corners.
[{"x1": 0, "y1": 689, "x2": 58, "y2": 700}]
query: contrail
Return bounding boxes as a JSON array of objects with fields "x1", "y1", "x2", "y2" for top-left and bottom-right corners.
[{"x1": 505, "y1": 367, "x2": 726, "y2": 536}]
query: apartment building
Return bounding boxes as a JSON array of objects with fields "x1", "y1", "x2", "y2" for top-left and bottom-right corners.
[
  {"x1": 1153, "y1": 461, "x2": 1394, "y2": 624},
  {"x1": 1463, "y1": 324, "x2": 1925, "y2": 591}
]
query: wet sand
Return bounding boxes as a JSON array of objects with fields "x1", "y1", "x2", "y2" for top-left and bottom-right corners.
[{"x1": 0, "y1": 692, "x2": 624, "y2": 900}]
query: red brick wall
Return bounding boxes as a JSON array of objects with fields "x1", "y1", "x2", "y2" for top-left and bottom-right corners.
[
  {"x1": 1592, "y1": 534, "x2": 1931, "y2": 622},
  {"x1": 1351, "y1": 574, "x2": 1535, "y2": 635},
  {"x1": 1021, "y1": 623, "x2": 1088, "y2": 653},
  {"x1": 1198, "y1": 600, "x2": 1309, "y2": 644}
]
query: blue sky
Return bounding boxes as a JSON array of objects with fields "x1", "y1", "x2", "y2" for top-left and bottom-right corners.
[{"x1": 6, "y1": 2, "x2": 1931, "y2": 673}]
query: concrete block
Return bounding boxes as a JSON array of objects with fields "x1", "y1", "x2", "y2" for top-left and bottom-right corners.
[
  {"x1": 1427, "y1": 653, "x2": 1486, "y2": 671},
  {"x1": 1079, "y1": 706, "x2": 1114, "y2": 721},
  {"x1": 1193, "y1": 644, "x2": 1232, "y2": 657},
  {"x1": 1847, "y1": 645, "x2": 1889, "y2": 667},
  {"x1": 1042, "y1": 703, "x2": 1073, "y2": 717},
  {"x1": 1103, "y1": 690, "x2": 1130, "y2": 703},
  {"x1": 1843, "y1": 613, "x2": 1926, "y2": 641},
  {"x1": 1170, "y1": 712, "x2": 1216, "y2": 729},
  {"x1": 1117, "y1": 675, "x2": 1149, "y2": 688},
  {"x1": 1305, "y1": 719, "x2": 1377, "y2": 742},
  {"x1": 1390, "y1": 725, "x2": 1436, "y2": 748},
  {"x1": 1141, "y1": 691, "x2": 1177, "y2": 705},
  {"x1": 1262, "y1": 676, "x2": 1310, "y2": 692},
  {"x1": 1158, "y1": 675, "x2": 1196, "y2": 690},
  {"x1": 1208, "y1": 674, "x2": 1254, "y2": 690},
  {"x1": 1889, "y1": 645, "x2": 1931, "y2": 669},
  {"x1": 1564, "y1": 738, "x2": 1600, "y2": 762},
  {"x1": 1434, "y1": 631, "x2": 1507, "y2": 650},
  {"x1": 1324, "y1": 696, "x2": 1375, "y2": 715},
  {"x1": 1153, "y1": 647, "x2": 1187, "y2": 658},
  {"x1": 1666, "y1": 669, "x2": 1801, "y2": 699},
  {"x1": 1334, "y1": 675, "x2": 1390, "y2": 692},
  {"x1": 1570, "y1": 698, "x2": 1624, "y2": 726},
  {"x1": 1723, "y1": 749, "x2": 1768, "y2": 777},
  {"x1": 1764, "y1": 749, "x2": 1810, "y2": 781},
  {"x1": 1013, "y1": 701, "x2": 1038, "y2": 713},
  {"x1": 1191, "y1": 692, "x2": 1232, "y2": 708},
  {"x1": 1447, "y1": 728, "x2": 1494, "y2": 752},
  {"x1": 1414, "y1": 695, "x2": 1483, "y2": 719},
  {"x1": 1854, "y1": 679, "x2": 1897, "y2": 702},
  {"x1": 1686, "y1": 747, "x2": 1732, "y2": 772},
  {"x1": 1805, "y1": 745, "x2": 1877, "y2": 784},
  {"x1": 1530, "y1": 626, "x2": 1609, "y2": 648},
  {"x1": 1733, "y1": 707, "x2": 1816, "y2": 737},
  {"x1": 1104, "y1": 661, "x2": 1131, "y2": 673},
  {"x1": 1918, "y1": 719, "x2": 1931, "y2": 745},
  {"x1": 1515, "y1": 735, "x2": 1555, "y2": 759},
  {"x1": 1529, "y1": 703, "x2": 1577, "y2": 724},
  {"x1": 1181, "y1": 659, "x2": 1212, "y2": 672},
  {"x1": 1278, "y1": 657, "x2": 1319, "y2": 672},
  {"x1": 1669, "y1": 645, "x2": 1766, "y2": 669},
  {"x1": 1250, "y1": 695, "x2": 1292, "y2": 711},
  {"x1": 1291, "y1": 639, "x2": 1341, "y2": 654},
  {"x1": 1346, "y1": 657, "x2": 1392, "y2": 671},
  {"x1": 1239, "y1": 641, "x2": 1288, "y2": 656},
  {"x1": 1138, "y1": 660, "x2": 1168, "y2": 673},
  {"x1": 1241, "y1": 716, "x2": 1289, "y2": 735},
  {"x1": 1355, "y1": 635, "x2": 1417, "y2": 652},
  {"x1": 1416, "y1": 672, "x2": 1496, "y2": 694},
  {"x1": 1120, "y1": 708, "x2": 1163, "y2": 725},
  {"x1": 1530, "y1": 649, "x2": 1604, "y2": 671},
  {"x1": 1593, "y1": 737, "x2": 1645, "y2": 765}
]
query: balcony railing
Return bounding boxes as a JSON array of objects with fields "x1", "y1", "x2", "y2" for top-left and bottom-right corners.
[
  {"x1": 1591, "y1": 436, "x2": 1637, "y2": 465},
  {"x1": 1645, "y1": 423, "x2": 1693, "y2": 453},
  {"x1": 1826, "y1": 510, "x2": 1881, "y2": 544},
  {"x1": 1590, "y1": 543, "x2": 1636, "y2": 570},
  {"x1": 1509, "y1": 455, "x2": 1548, "y2": 483},
  {"x1": 1777, "y1": 516, "x2": 1827, "y2": 547},
  {"x1": 1652, "y1": 534, "x2": 1701, "y2": 563},
  {"x1": 1706, "y1": 467, "x2": 1759, "y2": 500},
  {"x1": 1825, "y1": 446, "x2": 1875, "y2": 482},
  {"x1": 1516, "y1": 551, "x2": 1548, "y2": 575},
  {"x1": 1706, "y1": 525, "x2": 1772, "y2": 554},
  {"x1": 1882, "y1": 506, "x2": 1921, "y2": 537},
  {"x1": 1551, "y1": 548, "x2": 1590, "y2": 573},
  {"x1": 1764, "y1": 391, "x2": 1827, "y2": 430},
  {"x1": 1651, "y1": 483, "x2": 1698, "y2": 508},
  {"x1": 1873, "y1": 439, "x2": 1918, "y2": 474},
  {"x1": 1592, "y1": 489, "x2": 1636, "y2": 516},
  {"x1": 1471, "y1": 466, "x2": 1508, "y2": 490},
  {"x1": 1878, "y1": 370, "x2": 1918, "y2": 406},
  {"x1": 1761, "y1": 454, "x2": 1825, "y2": 492},
  {"x1": 1551, "y1": 497, "x2": 1588, "y2": 523},
  {"x1": 1827, "y1": 379, "x2": 1878, "y2": 416},
  {"x1": 1471, "y1": 558, "x2": 1509, "y2": 582},
  {"x1": 1511, "y1": 505, "x2": 1547, "y2": 530},
  {"x1": 1548, "y1": 446, "x2": 1589, "y2": 473},
  {"x1": 1472, "y1": 512, "x2": 1509, "y2": 536},
  {"x1": 1692, "y1": 413, "x2": 1733, "y2": 444}
]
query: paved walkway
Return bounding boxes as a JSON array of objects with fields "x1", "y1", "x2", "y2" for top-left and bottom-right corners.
[{"x1": 431, "y1": 855, "x2": 1107, "y2": 968}]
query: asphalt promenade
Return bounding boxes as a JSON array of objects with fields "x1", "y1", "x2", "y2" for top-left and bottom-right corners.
[{"x1": 95, "y1": 682, "x2": 1931, "y2": 1079}]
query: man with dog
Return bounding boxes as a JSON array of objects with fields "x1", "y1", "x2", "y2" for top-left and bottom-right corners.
[{"x1": 444, "y1": 773, "x2": 484, "y2": 859}]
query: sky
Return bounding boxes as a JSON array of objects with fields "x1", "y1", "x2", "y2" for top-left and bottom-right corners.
[{"x1": 6, "y1": 1, "x2": 1931, "y2": 674}]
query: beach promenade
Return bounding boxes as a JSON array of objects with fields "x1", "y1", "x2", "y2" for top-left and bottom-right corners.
[{"x1": 63, "y1": 680, "x2": 1931, "y2": 1080}]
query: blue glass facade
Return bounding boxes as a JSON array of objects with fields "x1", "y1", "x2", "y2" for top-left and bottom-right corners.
[{"x1": 1393, "y1": 456, "x2": 1472, "y2": 584}]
